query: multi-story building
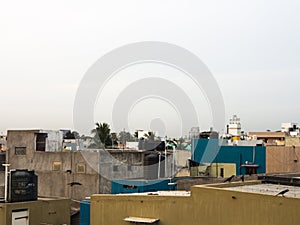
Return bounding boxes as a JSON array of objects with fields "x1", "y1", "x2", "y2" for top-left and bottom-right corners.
[
  {"x1": 191, "y1": 138, "x2": 266, "y2": 176},
  {"x1": 227, "y1": 115, "x2": 242, "y2": 137},
  {"x1": 5, "y1": 129, "x2": 174, "y2": 200}
]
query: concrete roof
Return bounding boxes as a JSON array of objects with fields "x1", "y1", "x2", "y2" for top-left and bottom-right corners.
[
  {"x1": 224, "y1": 183, "x2": 300, "y2": 199},
  {"x1": 248, "y1": 132, "x2": 286, "y2": 138},
  {"x1": 117, "y1": 191, "x2": 190, "y2": 197}
]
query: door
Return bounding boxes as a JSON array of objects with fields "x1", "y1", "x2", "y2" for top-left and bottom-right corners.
[{"x1": 12, "y1": 210, "x2": 29, "y2": 225}]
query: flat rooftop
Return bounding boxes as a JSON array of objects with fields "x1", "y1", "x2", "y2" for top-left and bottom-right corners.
[
  {"x1": 117, "y1": 191, "x2": 190, "y2": 197},
  {"x1": 224, "y1": 183, "x2": 300, "y2": 198}
]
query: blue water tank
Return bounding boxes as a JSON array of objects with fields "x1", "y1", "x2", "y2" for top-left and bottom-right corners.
[{"x1": 80, "y1": 200, "x2": 90, "y2": 225}]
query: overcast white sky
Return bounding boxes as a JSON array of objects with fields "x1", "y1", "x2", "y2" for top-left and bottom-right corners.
[{"x1": 0, "y1": 0, "x2": 300, "y2": 137}]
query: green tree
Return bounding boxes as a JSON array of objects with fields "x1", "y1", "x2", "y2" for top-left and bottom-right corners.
[
  {"x1": 64, "y1": 130, "x2": 80, "y2": 139},
  {"x1": 118, "y1": 131, "x2": 134, "y2": 144},
  {"x1": 90, "y1": 122, "x2": 112, "y2": 148},
  {"x1": 177, "y1": 137, "x2": 185, "y2": 150}
]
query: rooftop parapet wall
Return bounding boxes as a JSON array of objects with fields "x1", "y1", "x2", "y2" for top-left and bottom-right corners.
[{"x1": 91, "y1": 181, "x2": 300, "y2": 225}]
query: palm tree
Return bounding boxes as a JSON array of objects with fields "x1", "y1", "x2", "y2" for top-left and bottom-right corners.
[{"x1": 90, "y1": 122, "x2": 112, "y2": 148}]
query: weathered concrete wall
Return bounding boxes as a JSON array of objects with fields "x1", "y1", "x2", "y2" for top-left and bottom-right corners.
[
  {"x1": 102, "y1": 150, "x2": 145, "y2": 180},
  {"x1": 8, "y1": 149, "x2": 101, "y2": 199},
  {"x1": 286, "y1": 137, "x2": 300, "y2": 147},
  {"x1": 91, "y1": 182, "x2": 300, "y2": 225},
  {"x1": 43, "y1": 130, "x2": 64, "y2": 152},
  {"x1": 7, "y1": 130, "x2": 38, "y2": 161},
  {"x1": 7, "y1": 130, "x2": 152, "y2": 198},
  {"x1": 177, "y1": 177, "x2": 223, "y2": 190},
  {"x1": 0, "y1": 198, "x2": 70, "y2": 225},
  {"x1": 7, "y1": 130, "x2": 181, "y2": 198},
  {"x1": 266, "y1": 146, "x2": 300, "y2": 173},
  {"x1": 175, "y1": 150, "x2": 190, "y2": 167}
]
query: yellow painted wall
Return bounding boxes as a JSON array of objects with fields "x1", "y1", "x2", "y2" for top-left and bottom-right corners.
[
  {"x1": 190, "y1": 167, "x2": 199, "y2": 177},
  {"x1": 232, "y1": 136, "x2": 240, "y2": 141},
  {"x1": 91, "y1": 182, "x2": 300, "y2": 225},
  {"x1": 0, "y1": 198, "x2": 70, "y2": 225},
  {"x1": 209, "y1": 163, "x2": 236, "y2": 177},
  {"x1": 0, "y1": 206, "x2": 6, "y2": 225},
  {"x1": 190, "y1": 163, "x2": 236, "y2": 177}
]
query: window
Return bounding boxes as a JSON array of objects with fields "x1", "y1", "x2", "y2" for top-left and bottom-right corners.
[
  {"x1": 127, "y1": 165, "x2": 132, "y2": 171},
  {"x1": 76, "y1": 163, "x2": 86, "y2": 173},
  {"x1": 220, "y1": 168, "x2": 224, "y2": 178},
  {"x1": 113, "y1": 165, "x2": 119, "y2": 172},
  {"x1": 15, "y1": 147, "x2": 26, "y2": 155},
  {"x1": 52, "y1": 161, "x2": 62, "y2": 171},
  {"x1": 36, "y1": 133, "x2": 47, "y2": 151}
]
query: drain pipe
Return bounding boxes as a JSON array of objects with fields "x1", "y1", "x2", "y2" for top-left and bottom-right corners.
[
  {"x1": 157, "y1": 152, "x2": 161, "y2": 179},
  {"x1": 2, "y1": 164, "x2": 10, "y2": 202}
]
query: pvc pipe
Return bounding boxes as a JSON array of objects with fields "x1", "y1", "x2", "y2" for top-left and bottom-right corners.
[{"x1": 2, "y1": 164, "x2": 10, "y2": 202}]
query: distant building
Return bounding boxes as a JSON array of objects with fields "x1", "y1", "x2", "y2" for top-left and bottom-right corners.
[
  {"x1": 135, "y1": 130, "x2": 156, "y2": 139},
  {"x1": 227, "y1": 115, "x2": 241, "y2": 137},
  {"x1": 281, "y1": 122, "x2": 299, "y2": 136},
  {"x1": 189, "y1": 127, "x2": 200, "y2": 139},
  {"x1": 248, "y1": 132, "x2": 286, "y2": 146},
  {"x1": 125, "y1": 141, "x2": 139, "y2": 150},
  {"x1": 281, "y1": 122, "x2": 297, "y2": 132},
  {"x1": 266, "y1": 145, "x2": 300, "y2": 174},
  {"x1": 6, "y1": 129, "x2": 175, "y2": 199},
  {"x1": 191, "y1": 139, "x2": 266, "y2": 176},
  {"x1": 0, "y1": 134, "x2": 7, "y2": 152}
]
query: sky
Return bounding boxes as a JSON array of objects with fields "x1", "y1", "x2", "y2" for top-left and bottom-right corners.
[{"x1": 0, "y1": 0, "x2": 300, "y2": 137}]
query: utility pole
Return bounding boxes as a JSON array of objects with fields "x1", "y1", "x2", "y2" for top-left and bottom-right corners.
[
  {"x1": 123, "y1": 128, "x2": 125, "y2": 150},
  {"x1": 165, "y1": 136, "x2": 167, "y2": 178},
  {"x1": 158, "y1": 152, "x2": 161, "y2": 179}
]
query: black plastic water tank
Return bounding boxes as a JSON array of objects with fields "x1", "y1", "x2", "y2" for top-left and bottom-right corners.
[{"x1": 9, "y1": 169, "x2": 38, "y2": 203}]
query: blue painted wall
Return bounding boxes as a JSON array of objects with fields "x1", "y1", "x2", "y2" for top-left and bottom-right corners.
[
  {"x1": 80, "y1": 200, "x2": 90, "y2": 225},
  {"x1": 111, "y1": 179, "x2": 177, "y2": 194},
  {"x1": 191, "y1": 139, "x2": 266, "y2": 175}
]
